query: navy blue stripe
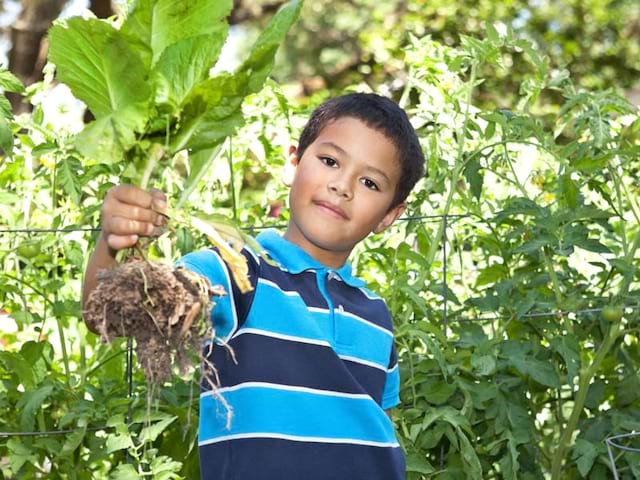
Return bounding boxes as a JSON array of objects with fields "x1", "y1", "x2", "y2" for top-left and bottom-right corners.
[
  {"x1": 328, "y1": 281, "x2": 393, "y2": 332},
  {"x1": 200, "y1": 437, "x2": 405, "y2": 480},
  {"x1": 201, "y1": 334, "x2": 385, "y2": 403},
  {"x1": 260, "y1": 262, "x2": 328, "y2": 308}
]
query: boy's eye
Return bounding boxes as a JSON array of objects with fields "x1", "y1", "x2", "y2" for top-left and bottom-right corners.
[
  {"x1": 361, "y1": 178, "x2": 379, "y2": 191},
  {"x1": 319, "y1": 156, "x2": 337, "y2": 167}
]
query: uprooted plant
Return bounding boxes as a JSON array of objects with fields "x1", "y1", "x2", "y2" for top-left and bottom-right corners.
[{"x1": 49, "y1": 0, "x2": 301, "y2": 383}]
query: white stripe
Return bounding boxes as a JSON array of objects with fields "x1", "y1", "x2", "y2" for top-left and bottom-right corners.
[
  {"x1": 202, "y1": 381, "x2": 371, "y2": 400},
  {"x1": 232, "y1": 327, "x2": 331, "y2": 348},
  {"x1": 387, "y1": 363, "x2": 398, "y2": 374},
  {"x1": 243, "y1": 245, "x2": 260, "y2": 265},
  {"x1": 208, "y1": 249, "x2": 238, "y2": 342},
  {"x1": 338, "y1": 354, "x2": 387, "y2": 372},
  {"x1": 358, "y1": 287, "x2": 382, "y2": 300},
  {"x1": 258, "y1": 278, "x2": 301, "y2": 297},
  {"x1": 199, "y1": 432, "x2": 400, "y2": 448},
  {"x1": 308, "y1": 306, "x2": 330, "y2": 315},
  {"x1": 337, "y1": 310, "x2": 393, "y2": 338}
]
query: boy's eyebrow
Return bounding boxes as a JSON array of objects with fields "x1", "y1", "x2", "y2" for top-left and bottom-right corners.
[{"x1": 318, "y1": 141, "x2": 391, "y2": 183}]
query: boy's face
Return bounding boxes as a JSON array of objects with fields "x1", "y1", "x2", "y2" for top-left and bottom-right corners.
[{"x1": 284, "y1": 116, "x2": 405, "y2": 268}]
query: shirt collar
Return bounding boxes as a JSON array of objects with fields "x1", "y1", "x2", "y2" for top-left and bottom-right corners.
[{"x1": 256, "y1": 229, "x2": 365, "y2": 288}]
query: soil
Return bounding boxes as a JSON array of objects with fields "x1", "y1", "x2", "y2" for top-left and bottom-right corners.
[{"x1": 84, "y1": 260, "x2": 223, "y2": 383}]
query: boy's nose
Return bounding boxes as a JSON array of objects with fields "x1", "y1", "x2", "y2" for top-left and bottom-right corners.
[{"x1": 327, "y1": 179, "x2": 353, "y2": 199}]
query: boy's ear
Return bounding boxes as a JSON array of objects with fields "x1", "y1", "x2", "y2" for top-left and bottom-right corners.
[
  {"x1": 374, "y1": 202, "x2": 406, "y2": 234},
  {"x1": 282, "y1": 145, "x2": 299, "y2": 187}
]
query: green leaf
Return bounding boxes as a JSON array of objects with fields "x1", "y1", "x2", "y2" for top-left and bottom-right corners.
[
  {"x1": 60, "y1": 421, "x2": 87, "y2": 456},
  {"x1": 0, "y1": 351, "x2": 36, "y2": 388},
  {"x1": 110, "y1": 464, "x2": 139, "y2": 480},
  {"x1": 475, "y1": 264, "x2": 508, "y2": 287},
  {"x1": 49, "y1": 18, "x2": 149, "y2": 119},
  {"x1": 7, "y1": 438, "x2": 38, "y2": 473},
  {"x1": 17, "y1": 384, "x2": 54, "y2": 431},
  {"x1": 0, "y1": 69, "x2": 25, "y2": 93},
  {"x1": 471, "y1": 354, "x2": 496, "y2": 376},
  {"x1": 558, "y1": 174, "x2": 579, "y2": 209},
  {"x1": 405, "y1": 452, "x2": 435, "y2": 474},
  {"x1": 49, "y1": 17, "x2": 150, "y2": 162},
  {"x1": 456, "y1": 426, "x2": 483, "y2": 480},
  {"x1": 172, "y1": 0, "x2": 302, "y2": 152},
  {"x1": 550, "y1": 336, "x2": 580, "y2": 384},
  {"x1": 572, "y1": 439, "x2": 598, "y2": 477},
  {"x1": 139, "y1": 415, "x2": 177, "y2": 443},
  {"x1": 498, "y1": 434, "x2": 520, "y2": 480},
  {"x1": 420, "y1": 380, "x2": 457, "y2": 405},
  {"x1": 56, "y1": 156, "x2": 83, "y2": 205},
  {"x1": 0, "y1": 115, "x2": 13, "y2": 155},
  {"x1": 121, "y1": 0, "x2": 232, "y2": 67},
  {"x1": 411, "y1": 330, "x2": 448, "y2": 380},
  {"x1": 422, "y1": 406, "x2": 470, "y2": 431},
  {"x1": 152, "y1": 33, "x2": 227, "y2": 110},
  {"x1": 106, "y1": 433, "x2": 135, "y2": 454},
  {"x1": 0, "y1": 95, "x2": 13, "y2": 118},
  {"x1": 463, "y1": 158, "x2": 483, "y2": 200},
  {"x1": 75, "y1": 107, "x2": 148, "y2": 163},
  {"x1": 511, "y1": 357, "x2": 561, "y2": 389}
]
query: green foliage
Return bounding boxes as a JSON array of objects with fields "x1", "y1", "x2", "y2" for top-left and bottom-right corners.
[{"x1": 48, "y1": 0, "x2": 301, "y2": 192}]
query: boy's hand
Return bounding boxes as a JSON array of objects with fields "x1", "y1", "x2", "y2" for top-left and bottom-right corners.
[{"x1": 101, "y1": 185, "x2": 167, "y2": 252}]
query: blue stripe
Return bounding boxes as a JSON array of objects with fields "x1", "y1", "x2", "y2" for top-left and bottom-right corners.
[
  {"x1": 334, "y1": 311, "x2": 393, "y2": 366},
  {"x1": 382, "y1": 366, "x2": 400, "y2": 409},
  {"x1": 178, "y1": 251, "x2": 238, "y2": 342},
  {"x1": 199, "y1": 384, "x2": 397, "y2": 445}
]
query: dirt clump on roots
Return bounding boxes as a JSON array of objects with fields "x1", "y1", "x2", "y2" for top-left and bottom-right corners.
[{"x1": 84, "y1": 260, "x2": 223, "y2": 383}]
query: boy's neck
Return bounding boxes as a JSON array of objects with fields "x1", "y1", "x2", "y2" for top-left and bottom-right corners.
[{"x1": 283, "y1": 226, "x2": 351, "y2": 270}]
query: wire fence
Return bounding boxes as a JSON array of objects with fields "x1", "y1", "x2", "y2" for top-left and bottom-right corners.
[{"x1": 0, "y1": 211, "x2": 637, "y2": 476}]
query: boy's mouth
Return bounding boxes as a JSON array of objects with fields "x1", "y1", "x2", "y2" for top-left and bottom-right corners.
[{"x1": 313, "y1": 200, "x2": 349, "y2": 220}]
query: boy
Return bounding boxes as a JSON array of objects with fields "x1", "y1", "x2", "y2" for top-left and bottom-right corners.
[{"x1": 83, "y1": 93, "x2": 425, "y2": 479}]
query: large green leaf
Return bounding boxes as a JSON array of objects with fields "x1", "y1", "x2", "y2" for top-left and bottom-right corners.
[
  {"x1": 121, "y1": 0, "x2": 232, "y2": 68},
  {"x1": 75, "y1": 105, "x2": 148, "y2": 163},
  {"x1": 152, "y1": 33, "x2": 227, "y2": 110},
  {"x1": 49, "y1": 18, "x2": 150, "y2": 163},
  {"x1": 172, "y1": 0, "x2": 302, "y2": 153},
  {"x1": 49, "y1": 18, "x2": 149, "y2": 119}
]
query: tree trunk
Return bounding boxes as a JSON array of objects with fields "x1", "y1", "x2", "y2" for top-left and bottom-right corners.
[
  {"x1": 7, "y1": 0, "x2": 114, "y2": 113},
  {"x1": 8, "y1": 0, "x2": 66, "y2": 112},
  {"x1": 90, "y1": 0, "x2": 114, "y2": 19}
]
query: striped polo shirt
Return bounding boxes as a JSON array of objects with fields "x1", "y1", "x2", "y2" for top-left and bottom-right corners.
[{"x1": 178, "y1": 229, "x2": 404, "y2": 480}]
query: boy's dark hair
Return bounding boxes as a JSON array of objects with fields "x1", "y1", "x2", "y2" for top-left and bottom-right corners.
[{"x1": 297, "y1": 92, "x2": 425, "y2": 207}]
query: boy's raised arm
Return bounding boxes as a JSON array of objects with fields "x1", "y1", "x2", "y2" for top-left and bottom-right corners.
[{"x1": 82, "y1": 185, "x2": 167, "y2": 332}]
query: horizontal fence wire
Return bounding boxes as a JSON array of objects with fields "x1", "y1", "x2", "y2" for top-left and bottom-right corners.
[{"x1": 0, "y1": 213, "x2": 471, "y2": 235}]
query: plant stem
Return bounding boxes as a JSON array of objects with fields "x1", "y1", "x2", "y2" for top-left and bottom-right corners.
[
  {"x1": 426, "y1": 64, "x2": 477, "y2": 266},
  {"x1": 550, "y1": 320, "x2": 622, "y2": 479},
  {"x1": 139, "y1": 144, "x2": 165, "y2": 190},
  {"x1": 542, "y1": 248, "x2": 572, "y2": 335}
]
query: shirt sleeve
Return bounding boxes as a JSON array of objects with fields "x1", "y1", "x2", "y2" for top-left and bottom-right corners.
[
  {"x1": 176, "y1": 247, "x2": 257, "y2": 344},
  {"x1": 381, "y1": 343, "x2": 400, "y2": 409}
]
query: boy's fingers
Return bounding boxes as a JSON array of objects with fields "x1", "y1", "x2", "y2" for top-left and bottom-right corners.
[
  {"x1": 103, "y1": 216, "x2": 155, "y2": 237},
  {"x1": 149, "y1": 188, "x2": 168, "y2": 211},
  {"x1": 109, "y1": 184, "x2": 155, "y2": 209},
  {"x1": 105, "y1": 204, "x2": 164, "y2": 226},
  {"x1": 105, "y1": 234, "x2": 139, "y2": 251}
]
